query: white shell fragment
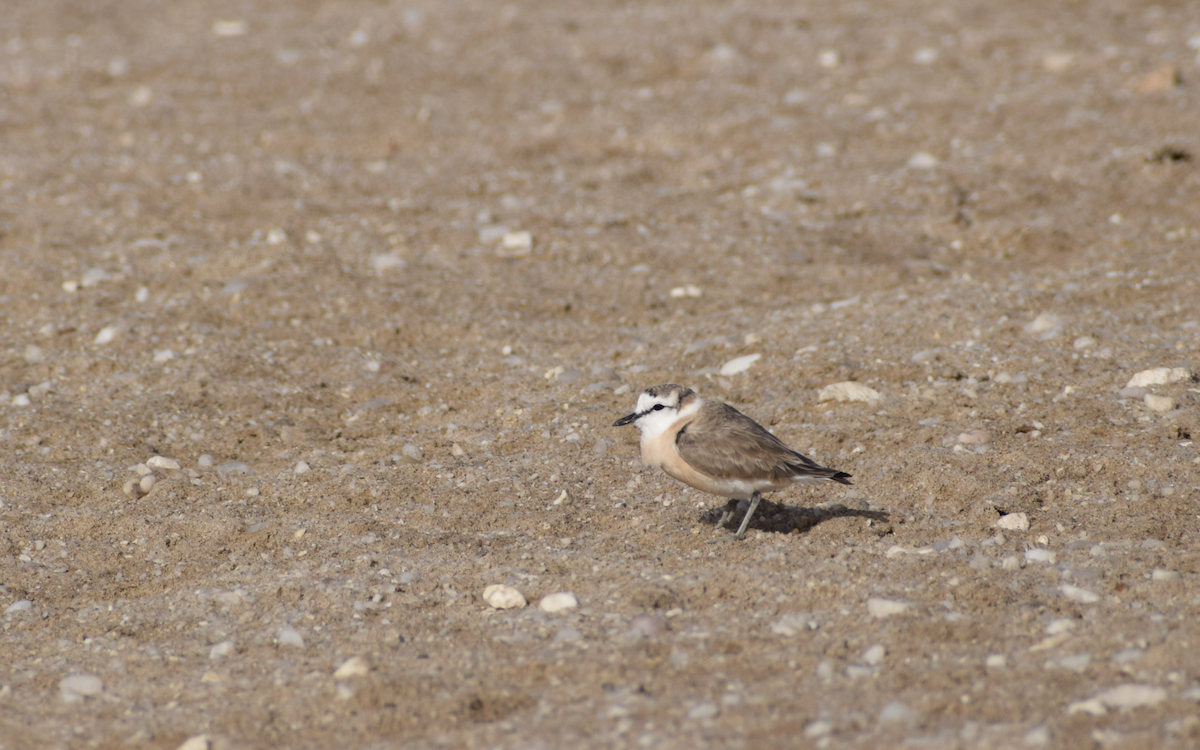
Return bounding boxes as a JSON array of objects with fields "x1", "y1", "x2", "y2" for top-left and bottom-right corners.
[
  {"x1": 719, "y1": 353, "x2": 761, "y2": 376},
  {"x1": 819, "y1": 382, "x2": 882, "y2": 404},
  {"x1": 482, "y1": 584, "x2": 527, "y2": 610},
  {"x1": 1126, "y1": 367, "x2": 1193, "y2": 388},
  {"x1": 147, "y1": 456, "x2": 181, "y2": 470},
  {"x1": 538, "y1": 591, "x2": 579, "y2": 613}
]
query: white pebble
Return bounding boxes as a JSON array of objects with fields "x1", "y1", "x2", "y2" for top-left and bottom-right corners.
[
  {"x1": 1046, "y1": 618, "x2": 1075, "y2": 635},
  {"x1": 1001, "y1": 555, "x2": 1023, "y2": 570},
  {"x1": 371, "y1": 253, "x2": 407, "y2": 272},
  {"x1": 498, "y1": 230, "x2": 533, "y2": 257},
  {"x1": 135, "y1": 286, "x2": 150, "y2": 303},
  {"x1": 957, "y1": 430, "x2": 991, "y2": 445},
  {"x1": 1144, "y1": 394, "x2": 1176, "y2": 413},
  {"x1": 985, "y1": 654, "x2": 1007, "y2": 669},
  {"x1": 401, "y1": 443, "x2": 423, "y2": 463},
  {"x1": 198, "y1": 454, "x2": 214, "y2": 467},
  {"x1": 333, "y1": 655, "x2": 371, "y2": 679},
  {"x1": 867, "y1": 598, "x2": 912, "y2": 618},
  {"x1": 913, "y1": 47, "x2": 939, "y2": 65},
  {"x1": 669, "y1": 285, "x2": 702, "y2": 298},
  {"x1": 139, "y1": 474, "x2": 157, "y2": 494},
  {"x1": 687, "y1": 701, "x2": 719, "y2": 720},
  {"x1": 278, "y1": 626, "x2": 305, "y2": 648},
  {"x1": 23, "y1": 344, "x2": 44, "y2": 363},
  {"x1": 819, "y1": 381, "x2": 882, "y2": 404},
  {"x1": 861, "y1": 644, "x2": 886, "y2": 666},
  {"x1": 266, "y1": 228, "x2": 287, "y2": 245},
  {"x1": 59, "y1": 674, "x2": 103, "y2": 702},
  {"x1": 153, "y1": 349, "x2": 176, "y2": 363},
  {"x1": 995, "y1": 512, "x2": 1029, "y2": 531},
  {"x1": 482, "y1": 584, "x2": 526, "y2": 609},
  {"x1": 4, "y1": 599, "x2": 33, "y2": 615},
  {"x1": 1067, "y1": 684, "x2": 1166, "y2": 715},
  {"x1": 1126, "y1": 367, "x2": 1193, "y2": 388},
  {"x1": 175, "y1": 735, "x2": 213, "y2": 750},
  {"x1": 94, "y1": 326, "x2": 120, "y2": 345},
  {"x1": 81, "y1": 268, "x2": 112, "y2": 287},
  {"x1": 770, "y1": 612, "x2": 817, "y2": 636},
  {"x1": 11, "y1": 394, "x2": 30, "y2": 407},
  {"x1": 1060, "y1": 584, "x2": 1100, "y2": 604},
  {"x1": 209, "y1": 640, "x2": 236, "y2": 660},
  {"x1": 147, "y1": 455, "x2": 181, "y2": 470},
  {"x1": 1025, "y1": 548, "x2": 1056, "y2": 563},
  {"x1": 1073, "y1": 336, "x2": 1097, "y2": 350},
  {"x1": 877, "y1": 700, "x2": 917, "y2": 726},
  {"x1": 1151, "y1": 569, "x2": 1180, "y2": 582},
  {"x1": 719, "y1": 353, "x2": 761, "y2": 376},
  {"x1": 803, "y1": 720, "x2": 833, "y2": 738},
  {"x1": 293, "y1": 461, "x2": 311, "y2": 474},
  {"x1": 627, "y1": 614, "x2": 666, "y2": 638},
  {"x1": 539, "y1": 591, "x2": 578, "y2": 613},
  {"x1": 817, "y1": 50, "x2": 840, "y2": 68},
  {"x1": 1025, "y1": 312, "x2": 1063, "y2": 340},
  {"x1": 907, "y1": 151, "x2": 939, "y2": 169},
  {"x1": 212, "y1": 20, "x2": 248, "y2": 36},
  {"x1": 552, "y1": 489, "x2": 571, "y2": 506}
]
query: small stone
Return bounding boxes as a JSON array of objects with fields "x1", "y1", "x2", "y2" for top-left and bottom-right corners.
[
  {"x1": 139, "y1": 475, "x2": 157, "y2": 494},
  {"x1": 867, "y1": 598, "x2": 912, "y2": 618},
  {"x1": 333, "y1": 655, "x2": 371, "y2": 679},
  {"x1": 669, "y1": 285, "x2": 702, "y2": 298},
  {"x1": 81, "y1": 268, "x2": 112, "y2": 287},
  {"x1": 278, "y1": 626, "x2": 305, "y2": 648},
  {"x1": 123, "y1": 479, "x2": 142, "y2": 498},
  {"x1": 957, "y1": 430, "x2": 991, "y2": 445},
  {"x1": 878, "y1": 700, "x2": 917, "y2": 726},
  {"x1": 1060, "y1": 584, "x2": 1100, "y2": 604},
  {"x1": 719, "y1": 353, "x2": 761, "y2": 376},
  {"x1": 803, "y1": 720, "x2": 833, "y2": 738},
  {"x1": 985, "y1": 654, "x2": 1007, "y2": 669},
  {"x1": 371, "y1": 253, "x2": 406, "y2": 272},
  {"x1": 687, "y1": 701, "x2": 719, "y2": 720},
  {"x1": 1073, "y1": 336, "x2": 1097, "y2": 350},
  {"x1": 1151, "y1": 569, "x2": 1180, "y2": 582},
  {"x1": 135, "y1": 286, "x2": 150, "y2": 303},
  {"x1": 153, "y1": 349, "x2": 176, "y2": 363},
  {"x1": 911, "y1": 349, "x2": 941, "y2": 364},
  {"x1": 907, "y1": 151, "x2": 939, "y2": 169},
  {"x1": 557, "y1": 368, "x2": 582, "y2": 384},
  {"x1": 627, "y1": 614, "x2": 666, "y2": 638},
  {"x1": 1144, "y1": 394, "x2": 1176, "y2": 413},
  {"x1": 198, "y1": 454, "x2": 215, "y2": 467},
  {"x1": 861, "y1": 644, "x2": 886, "y2": 666},
  {"x1": 552, "y1": 489, "x2": 571, "y2": 506},
  {"x1": 59, "y1": 674, "x2": 103, "y2": 702},
  {"x1": 913, "y1": 47, "x2": 939, "y2": 65},
  {"x1": 482, "y1": 584, "x2": 526, "y2": 610},
  {"x1": 539, "y1": 591, "x2": 578, "y2": 613},
  {"x1": 1025, "y1": 548, "x2": 1056, "y2": 563},
  {"x1": 209, "y1": 640, "x2": 236, "y2": 660},
  {"x1": 1025, "y1": 313, "x2": 1063, "y2": 340},
  {"x1": 175, "y1": 735, "x2": 213, "y2": 750},
  {"x1": 147, "y1": 455, "x2": 181, "y2": 470},
  {"x1": 451, "y1": 444, "x2": 466, "y2": 457},
  {"x1": 293, "y1": 461, "x2": 311, "y2": 474},
  {"x1": 4, "y1": 600, "x2": 33, "y2": 615},
  {"x1": 497, "y1": 231, "x2": 533, "y2": 258},
  {"x1": 1042, "y1": 51, "x2": 1075, "y2": 72},
  {"x1": 23, "y1": 344, "x2": 44, "y2": 364},
  {"x1": 1024, "y1": 727, "x2": 1051, "y2": 747},
  {"x1": 819, "y1": 381, "x2": 882, "y2": 404},
  {"x1": 770, "y1": 612, "x2": 817, "y2": 636},
  {"x1": 94, "y1": 326, "x2": 121, "y2": 345},
  {"x1": 400, "y1": 443, "x2": 423, "y2": 463},
  {"x1": 478, "y1": 225, "x2": 509, "y2": 244},
  {"x1": 217, "y1": 461, "x2": 252, "y2": 475},
  {"x1": 996, "y1": 512, "x2": 1029, "y2": 531},
  {"x1": 1001, "y1": 555, "x2": 1023, "y2": 570},
  {"x1": 1068, "y1": 684, "x2": 1167, "y2": 715},
  {"x1": 1126, "y1": 367, "x2": 1194, "y2": 388},
  {"x1": 1049, "y1": 653, "x2": 1091, "y2": 673}
]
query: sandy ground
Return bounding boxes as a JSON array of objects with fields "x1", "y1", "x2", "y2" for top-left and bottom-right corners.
[{"x1": 2, "y1": 1, "x2": 1199, "y2": 748}]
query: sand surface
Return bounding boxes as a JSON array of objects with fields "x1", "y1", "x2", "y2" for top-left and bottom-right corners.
[{"x1": 2, "y1": 1, "x2": 1199, "y2": 748}]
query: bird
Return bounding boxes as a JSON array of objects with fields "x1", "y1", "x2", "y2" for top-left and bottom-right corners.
[{"x1": 613, "y1": 384, "x2": 851, "y2": 540}]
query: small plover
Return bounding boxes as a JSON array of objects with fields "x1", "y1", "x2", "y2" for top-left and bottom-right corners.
[{"x1": 613, "y1": 384, "x2": 852, "y2": 540}]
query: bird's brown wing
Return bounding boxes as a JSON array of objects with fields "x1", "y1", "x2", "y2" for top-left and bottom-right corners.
[{"x1": 675, "y1": 402, "x2": 851, "y2": 485}]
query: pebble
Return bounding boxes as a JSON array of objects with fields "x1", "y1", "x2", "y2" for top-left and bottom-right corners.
[
  {"x1": 957, "y1": 430, "x2": 991, "y2": 445},
  {"x1": 669, "y1": 285, "x2": 702, "y2": 298},
  {"x1": 497, "y1": 230, "x2": 533, "y2": 258},
  {"x1": 135, "y1": 286, "x2": 150, "y2": 303},
  {"x1": 4, "y1": 599, "x2": 32, "y2": 615},
  {"x1": 907, "y1": 151, "x2": 939, "y2": 169},
  {"x1": 552, "y1": 489, "x2": 572, "y2": 506},
  {"x1": 867, "y1": 598, "x2": 913, "y2": 618},
  {"x1": 94, "y1": 326, "x2": 121, "y2": 345},
  {"x1": 81, "y1": 268, "x2": 112, "y2": 287},
  {"x1": 539, "y1": 591, "x2": 578, "y2": 613},
  {"x1": 911, "y1": 349, "x2": 941, "y2": 364},
  {"x1": 877, "y1": 700, "x2": 917, "y2": 727},
  {"x1": 11, "y1": 394, "x2": 30, "y2": 407},
  {"x1": 861, "y1": 644, "x2": 886, "y2": 666},
  {"x1": 1151, "y1": 569, "x2": 1180, "y2": 582},
  {"x1": 994, "y1": 372, "x2": 1028, "y2": 384},
  {"x1": 687, "y1": 701, "x2": 719, "y2": 720},
  {"x1": 209, "y1": 640, "x2": 236, "y2": 659},
  {"x1": 719, "y1": 353, "x2": 761, "y2": 376},
  {"x1": 139, "y1": 474, "x2": 157, "y2": 494},
  {"x1": 1025, "y1": 549, "x2": 1056, "y2": 563},
  {"x1": 1144, "y1": 394, "x2": 1176, "y2": 413},
  {"x1": 1067, "y1": 684, "x2": 1167, "y2": 715},
  {"x1": 985, "y1": 654, "x2": 1007, "y2": 669},
  {"x1": 770, "y1": 612, "x2": 817, "y2": 636},
  {"x1": 1118, "y1": 386, "x2": 1147, "y2": 400},
  {"x1": 627, "y1": 614, "x2": 667, "y2": 638},
  {"x1": 1046, "y1": 618, "x2": 1075, "y2": 635},
  {"x1": 482, "y1": 584, "x2": 526, "y2": 609},
  {"x1": 371, "y1": 253, "x2": 406, "y2": 272},
  {"x1": 553, "y1": 627, "x2": 582, "y2": 643},
  {"x1": 278, "y1": 626, "x2": 305, "y2": 648},
  {"x1": 401, "y1": 443, "x2": 423, "y2": 463},
  {"x1": 198, "y1": 454, "x2": 215, "y2": 467},
  {"x1": 1126, "y1": 367, "x2": 1193, "y2": 388},
  {"x1": 1073, "y1": 336, "x2": 1097, "y2": 350},
  {"x1": 293, "y1": 461, "x2": 311, "y2": 474},
  {"x1": 1025, "y1": 313, "x2": 1063, "y2": 340},
  {"x1": 153, "y1": 349, "x2": 176, "y2": 363},
  {"x1": 217, "y1": 461, "x2": 252, "y2": 475},
  {"x1": 333, "y1": 655, "x2": 371, "y2": 679},
  {"x1": 803, "y1": 720, "x2": 833, "y2": 738},
  {"x1": 818, "y1": 381, "x2": 882, "y2": 404},
  {"x1": 23, "y1": 344, "x2": 44, "y2": 363},
  {"x1": 995, "y1": 512, "x2": 1029, "y2": 531},
  {"x1": 175, "y1": 735, "x2": 213, "y2": 750},
  {"x1": 478, "y1": 225, "x2": 509, "y2": 244},
  {"x1": 1001, "y1": 555, "x2": 1023, "y2": 570},
  {"x1": 147, "y1": 455, "x2": 181, "y2": 470},
  {"x1": 1047, "y1": 653, "x2": 1091, "y2": 673},
  {"x1": 557, "y1": 368, "x2": 582, "y2": 384},
  {"x1": 59, "y1": 674, "x2": 103, "y2": 702},
  {"x1": 1060, "y1": 584, "x2": 1100, "y2": 604}
]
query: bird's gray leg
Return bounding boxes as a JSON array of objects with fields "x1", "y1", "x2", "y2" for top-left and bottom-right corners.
[
  {"x1": 714, "y1": 499, "x2": 739, "y2": 530},
  {"x1": 732, "y1": 492, "x2": 762, "y2": 540}
]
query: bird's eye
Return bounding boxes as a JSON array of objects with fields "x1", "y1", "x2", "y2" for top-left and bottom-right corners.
[{"x1": 651, "y1": 404, "x2": 665, "y2": 411}]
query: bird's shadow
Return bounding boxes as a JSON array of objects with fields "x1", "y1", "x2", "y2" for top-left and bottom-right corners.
[{"x1": 698, "y1": 497, "x2": 890, "y2": 536}]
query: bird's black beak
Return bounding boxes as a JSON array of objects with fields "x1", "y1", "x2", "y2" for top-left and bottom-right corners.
[{"x1": 612, "y1": 412, "x2": 638, "y2": 427}]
